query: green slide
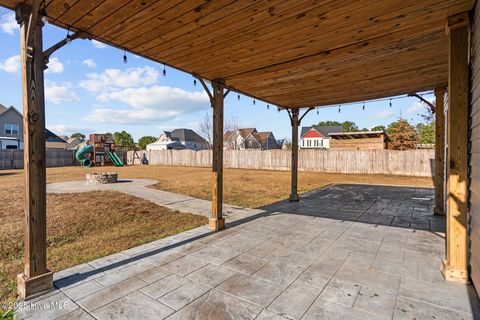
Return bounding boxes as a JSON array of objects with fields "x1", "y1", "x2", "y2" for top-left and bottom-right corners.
[{"x1": 107, "y1": 152, "x2": 124, "y2": 167}]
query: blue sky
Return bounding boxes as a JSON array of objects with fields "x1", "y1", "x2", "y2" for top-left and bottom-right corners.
[{"x1": 0, "y1": 8, "x2": 432, "y2": 141}]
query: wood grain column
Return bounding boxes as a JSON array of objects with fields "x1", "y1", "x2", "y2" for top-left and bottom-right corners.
[
  {"x1": 290, "y1": 109, "x2": 300, "y2": 202},
  {"x1": 16, "y1": 5, "x2": 52, "y2": 300},
  {"x1": 210, "y1": 80, "x2": 225, "y2": 231},
  {"x1": 434, "y1": 87, "x2": 446, "y2": 215},
  {"x1": 442, "y1": 12, "x2": 470, "y2": 284}
]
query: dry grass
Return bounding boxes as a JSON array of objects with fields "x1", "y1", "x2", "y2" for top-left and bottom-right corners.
[
  {"x1": 0, "y1": 165, "x2": 432, "y2": 304},
  {"x1": 0, "y1": 169, "x2": 207, "y2": 304}
]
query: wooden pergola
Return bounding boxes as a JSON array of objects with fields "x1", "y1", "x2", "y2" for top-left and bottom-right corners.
[{"x1": 0, "y1": 0, "x2": 474, "y2": 299}]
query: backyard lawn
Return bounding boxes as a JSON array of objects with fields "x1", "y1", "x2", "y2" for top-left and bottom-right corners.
[{"x1": 0, "y1": 165, "x2": 432, "y2": 305}]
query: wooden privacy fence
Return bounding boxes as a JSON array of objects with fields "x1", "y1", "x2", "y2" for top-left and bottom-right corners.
[
  {"x1": 128, "y1": 149, "x2": 435, "y2": 177},
  {"x1": 0, "y1": 149, "x2": 77, "y2": 169}
]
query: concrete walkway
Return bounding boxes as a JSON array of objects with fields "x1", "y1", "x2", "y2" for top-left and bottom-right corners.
[
  {"x1": 47, "y1": 179, "x2": 259, "y2": 218},
  {"x1": 16, "y1": 184, "x2": 480, "y2": 319}
]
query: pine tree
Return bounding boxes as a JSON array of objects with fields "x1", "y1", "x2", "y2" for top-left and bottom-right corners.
[{"x1": 387, "y1": 119, "x2": 419, "y2": 150}]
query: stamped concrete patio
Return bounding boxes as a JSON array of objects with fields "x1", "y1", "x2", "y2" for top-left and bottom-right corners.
[{"x1": 16, "y1": 184, "x2": 480, "y2": 319}]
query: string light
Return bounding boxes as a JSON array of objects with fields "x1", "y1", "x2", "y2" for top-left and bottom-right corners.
[
  {"x1": 162, "y1": 64, "x2": 166, "y2": 77},
  {"x1": 66, "y1": 27, "x2": 71, "y2": 44},
  {"x1": 193, "y1": 79, "x2": 197, "y2": 86},
  {"x1": 123, "y1": 50, "x2": 128, "y2": 64},
  {"x1": 338, "y1": 105, "x2": 341, "y2": 113},
  {"x1": 316, "y1": 108, "x2": 319, "y2": 115},
  {"x1": 41, "y1": 1, "x2": 48, "y2": 23},
  {"x1": 389, "y1": 99, "x2": 392, "y2": 107},
  {"x1": 253, "y1": 99, "x2": 256, "y2": 106},
  {"x1": 277, "y1": 107, "x2": 281, "y2": 112},
  {"x1": 237, "y1": 94, "x2": 240, "y2": 100},
  {"x1": 362, "y1": 102, "x2": 365, "y2": 111},
  {"x1": 267, "y1": 104, "x2": 270, "y2": 110}
]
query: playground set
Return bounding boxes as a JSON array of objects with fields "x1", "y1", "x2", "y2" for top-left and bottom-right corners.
[{"x1": 75, "y1": 134, "x2": 124, "y2": 168}]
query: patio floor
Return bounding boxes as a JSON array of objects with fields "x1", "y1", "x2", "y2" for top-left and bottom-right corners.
[{"x1": 15, "y1": 184, "x2": 480, "y2": 320}]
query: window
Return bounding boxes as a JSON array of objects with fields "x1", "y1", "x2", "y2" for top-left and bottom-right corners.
[
  {"x1": 4, "y1": 124, "x2": 19, "y2": 135},
  {"x1": 320, "y1": 139, "x2": 323, "y2": 147}
]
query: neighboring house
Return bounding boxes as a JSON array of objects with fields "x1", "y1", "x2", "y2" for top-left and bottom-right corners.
[
  {"x1": 300, "y1": 125, "x2": 343, "y2": 149},
  {"x1": 147, "y1": 128, "x2": 208, "y2": 151},
  {"x1": 329, "y1": 131, "x2": 390, "y2": 150},
  {"x1": 223, "y1": 128, "x2": 280, "y2": 150},
  {"x1": 45, "y1": 129, "x2": 68, "y2": 149},
  {"x1": 0, "y1": 104, "x2": 66, "y2": 150},
  {"x1": 66, "y1": 137, "x2": 83, "y2": 150},
  {"x1": 0, "y1": 104, "x2": 23, "y2": 149}
]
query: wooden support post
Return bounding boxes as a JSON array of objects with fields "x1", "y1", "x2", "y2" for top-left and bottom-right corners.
[
  {"x1": 16, "y1": 5, "x2": 53, "y2": 300},
  {"x1": 442, "y1": 12, "x2": 469, "y2": 284},
  {"x1": 434, "y1": 87, "x2": 446, "y2": 215},
  {"x1": 210, "y1": 80, "x2": 225, "y2": 231},
  {"x1": 290, "y1": 109, "x2": 300, "y2": 202}
]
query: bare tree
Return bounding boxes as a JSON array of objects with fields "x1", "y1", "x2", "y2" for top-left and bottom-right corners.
[
  {"x1": 199, "y1": 112, "x2": 241, "y2": 149},
  {"x1": 199, "y1": 111, "x2": 212, "y2": 148},
  {"x1": 225, "y1": 114, "x2": 240, "y2": 132}
]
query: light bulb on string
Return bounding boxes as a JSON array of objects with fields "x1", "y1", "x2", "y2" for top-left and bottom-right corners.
[
  {"x1": 338, "y1": 105, "x2": 341, "y2": 113},
  {"x1": 316, "y1": 108, "x2": 319, "y2": 115},
  {"x1": 193, "y1": 79, "x2": 197, "y2": 86},
  {"x1": 66, "y1": 27, "x2": 71, "y2": 44},
  {"x1": 123, "y1": 50, "x2": 128, "y2": 64},
  {"x1": 253, "y1": 99, "x2": 256, "y2": 106},
  {"x1": 389, "y1": 99, "x2": 392, "y2": 108},
  {"x1": 162, "y1": 64, "x2": 166, "y2": 77},
  {"x1": 41, "y1": 1, "x2": 48, "y2": 23},
  {"x1": 362, "y1": 102, "x2": 365, "y2": 111},
  {"x1": 267, "y1": 104, "x2": 270, "y2": 110},
  {"x1": 277, "y1": 107, "x2": 281, "y2": 112},
  {"x1": 237, "y1": 94, "x2": 240, "y2": 101}
]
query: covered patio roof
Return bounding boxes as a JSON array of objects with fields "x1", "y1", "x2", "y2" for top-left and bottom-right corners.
[{"x1": 0, "y1": 0, "x2": 474, "y2": 107}]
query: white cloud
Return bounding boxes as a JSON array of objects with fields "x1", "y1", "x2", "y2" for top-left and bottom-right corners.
[
  {"x1": 45, "y1": 57, "x2": 64, "y2": 74},
  {"x1": 1, "y1": 13, "x2": 17, "y2": 35},
  {"x1": 82, "y1": 58, "x2": 96, "y2": 68},
  {"x1": 47, "y1": 124, "x2": 92, "y2": 136},
  {"x1": 85, "y1": 86, "x2": 209, "y2": 124},
  {"x1": 0, "y1": 55, "x2": 20, "y2": 73},
  {"x1": 407, "y1": 101, "x2": 430, "y2": 114},
  {"x1": 45, "y1": 81, "x2": 80, "y2": 104},
  {"x1": 97, "y1": 85, "x2": 208, "y2": 108},
  {"x1": 91, "y1": 40, "x2": 107, "y2": 49},
  {"x1": 372, "y1": 109, "x2": 395, "y2": 119},
  {"x1": 79, "y1": 67, "x2": 159, "y2": 92}
]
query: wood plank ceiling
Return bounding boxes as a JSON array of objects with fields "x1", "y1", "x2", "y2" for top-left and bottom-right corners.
[{"x1": 0, "y1": 0, "x2": 475, "y2": 108}]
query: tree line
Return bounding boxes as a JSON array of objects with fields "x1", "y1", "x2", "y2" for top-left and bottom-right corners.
[{"x1": 69, "y1": 131, "x2": 156, "y2": 150}]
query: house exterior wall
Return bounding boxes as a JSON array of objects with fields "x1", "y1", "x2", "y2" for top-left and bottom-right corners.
[
  {"x1": 46, "y1": 141, "x2": 68, "y2": 149},
  {"x1": 301, "y1": 137, "x2": 330, "y2": 149},
  {"x1": 244, "y1": 135, "x2": 262, "y2": 149},
  {"x1": 330, "y1": 136, "x2": 386, "y2": 150},
  {"x1": 0, "y1": 108, "x2": 23, "y2": 140},
  {"x1": 262, "y1": 135, "x2": 281, "y2": 149},
  {"x1": 236, "y1": 134, "x2": 245, "y2": 150},
  {"x1": 0, "y1": 138, "x2": 23, "y2": 150},
  {"x1": 183, "y1": 140, "x2": 208, "y2": 151},
  {"x1": 468, "y1": 0, "x2": 480, "y2": 296}
]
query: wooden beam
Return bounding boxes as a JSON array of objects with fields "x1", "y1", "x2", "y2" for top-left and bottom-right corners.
[
  {"x1": 289, "y1": 108, "x2": 300, "y2": 202},
  {"x1": 16, "y1": 5, "x2": 53, "y2": 299},
  {"x1": 442, "y1": 13, "x2": 469, "y2": 284},
  {"x1": 434, "y1": 87, "x2": 446, "y2": 215},
  {"x1": 209, "y1": 79, "x2": 225, "y2": 231}
]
